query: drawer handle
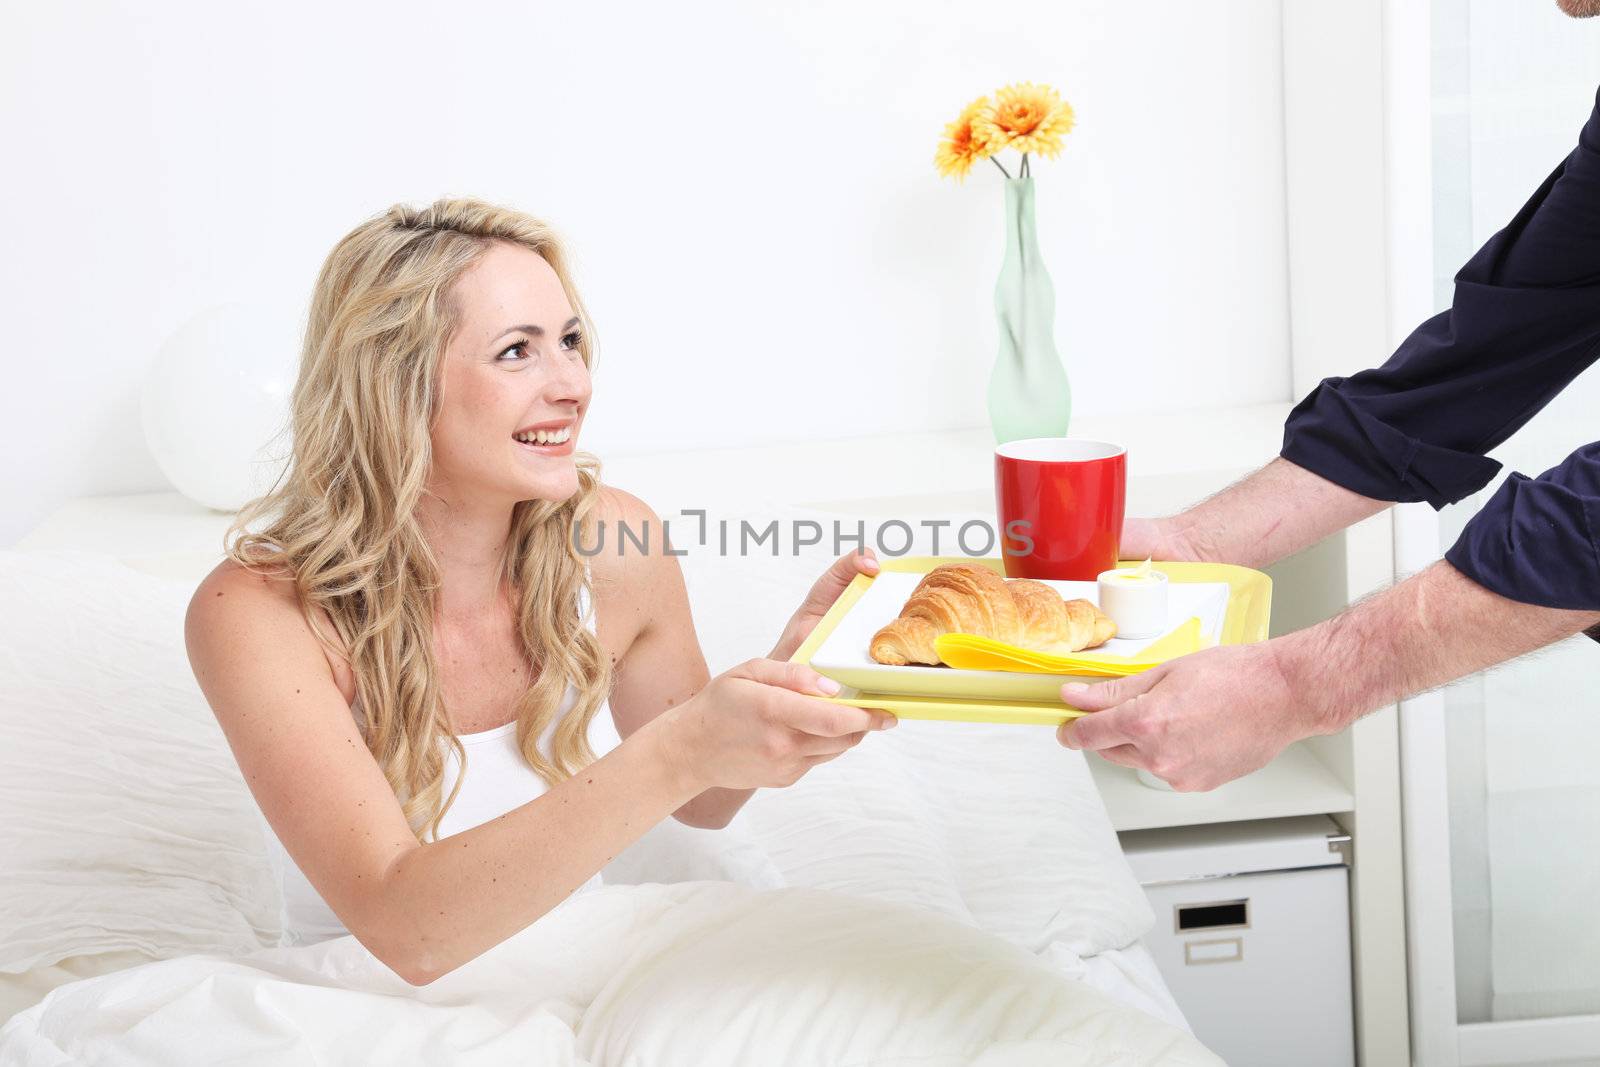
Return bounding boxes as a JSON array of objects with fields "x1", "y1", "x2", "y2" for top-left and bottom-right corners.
[
  {"x1": 1185, "y1": 937, "x2": 1244, "y2": 965},
  {"x1": 1174, "y1": 898, "x2": 1250, "y2": 933}
]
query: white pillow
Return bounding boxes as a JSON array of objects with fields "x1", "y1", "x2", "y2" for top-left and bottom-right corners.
[
  {"x1": 738, "y1": 719, "x2": 1156, "y2": 960},
  {"x1": 0, "y1": 549, "x2": 284, "y2": 973},
  {"x1": 578, "y1": 883, "x2": 1211, "y2": 1066}
]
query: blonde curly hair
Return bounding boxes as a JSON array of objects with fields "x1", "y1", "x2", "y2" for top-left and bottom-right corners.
[{"x1": 224, "y1": 197, "x2": 612, "y2": 843}]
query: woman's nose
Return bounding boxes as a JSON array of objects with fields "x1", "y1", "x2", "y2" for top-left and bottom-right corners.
[{"x1": 545, "y1": 351, "x2": 591, "y2": 405}]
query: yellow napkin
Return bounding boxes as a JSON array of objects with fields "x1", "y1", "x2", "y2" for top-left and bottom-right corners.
[{"x1": 933, "y1": 616, "x2": 1204, "y2": 677}]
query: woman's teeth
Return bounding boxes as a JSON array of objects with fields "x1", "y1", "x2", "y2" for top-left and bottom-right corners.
[{"x1": 515, "y1": 427, "x2": 572, "y2": 445}]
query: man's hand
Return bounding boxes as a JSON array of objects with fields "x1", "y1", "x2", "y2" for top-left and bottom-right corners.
[
  {"x1": 1120, "y1": 458, "x2": 1389, "y2": 570},
  {"x1": 1119, "y1": 517, "x2": 1204, "y2": 563},
  {"x1": 1057, "y1": 642, "x2": 1322, "y2": 791},
  {"x1": 1061, "y1": 559, "x2": 1600, "y2": 791}
]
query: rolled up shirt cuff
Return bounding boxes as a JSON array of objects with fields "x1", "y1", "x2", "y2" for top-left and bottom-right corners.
[
  {"x1": 1280, "y1": 380, "x2": 1504, "y2": 509},
  {"x1": 1443, "y1": 447, "x2": 1600, "y2": 612}
]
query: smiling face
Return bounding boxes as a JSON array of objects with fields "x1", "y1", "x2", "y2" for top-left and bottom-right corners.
[{"x1": 429, "y1": 240, "x2": 592, "y2": 506}]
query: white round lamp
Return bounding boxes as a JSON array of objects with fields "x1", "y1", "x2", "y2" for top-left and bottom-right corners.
[{"x1": 140, "y1": 303, "x2": 298, "y2": 512}]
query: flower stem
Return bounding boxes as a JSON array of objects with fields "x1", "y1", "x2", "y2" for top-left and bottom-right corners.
[
  {"x1": 990, "y1": 156, "x2": 1012, "y2": 179},
  {"x1": 1022, "y1": 153, "x2": 1030, "y2": 178}
]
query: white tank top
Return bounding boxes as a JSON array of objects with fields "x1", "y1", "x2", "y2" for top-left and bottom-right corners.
[{"x1": 267, "y1": 579, "x2": 621, "y2": 945}]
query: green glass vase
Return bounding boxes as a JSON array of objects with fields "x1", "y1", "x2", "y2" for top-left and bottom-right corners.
[{"x1": 988, "y1": 175, "x2": 1071, "y2": 444}]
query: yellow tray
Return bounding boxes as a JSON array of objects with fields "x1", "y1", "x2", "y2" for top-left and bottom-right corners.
[{"x1": 788, "y1": 555, "x2": 1272, "y2": 726}]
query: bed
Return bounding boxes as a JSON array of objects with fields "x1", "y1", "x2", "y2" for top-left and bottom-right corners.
[{"x1": 0, "y1": 497, "x2": 1220, "y2": 1065}]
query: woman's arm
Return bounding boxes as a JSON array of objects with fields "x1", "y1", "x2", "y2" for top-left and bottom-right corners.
[
  {"x1": 372, "y1": 735, "x2": 700, "y2": 984},
  {"x1": 186, "y1": 561, "x2": 702, "y2": 987},
  {"x1": 597, "y1": 487, "x2": 755, "y2": 829},
  {"x1": 598, "y1": 489, "x2": 885, "y2": 829}
]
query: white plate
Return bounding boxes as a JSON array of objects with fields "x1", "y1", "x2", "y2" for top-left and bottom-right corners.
[{"x1": 809, "y1": 571, "x2": 1230, "y2": 702}]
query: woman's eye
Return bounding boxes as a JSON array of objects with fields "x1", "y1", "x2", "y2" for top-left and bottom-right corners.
[{"x1": 497, "y1": 332, "x2": 581, "y2": 362}]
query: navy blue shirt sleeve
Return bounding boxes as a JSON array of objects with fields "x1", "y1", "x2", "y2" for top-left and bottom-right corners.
[
  {"x1": 1444, "y1": 444, "x2": 1600, "y2": 610},
  {"x1": 1279, "y1": 85, "x2": 1600, "y2": 612}
]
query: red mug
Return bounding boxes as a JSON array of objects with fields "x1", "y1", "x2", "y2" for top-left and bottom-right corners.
[{"x1": 994, "y1": 438, "x2": 1126, "y2": 580}]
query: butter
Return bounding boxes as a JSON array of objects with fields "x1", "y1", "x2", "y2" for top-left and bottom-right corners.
[
  {"x1": 1096, "y1": 560, "x2": 1169, "y2": 640},
  {"x1": 1106, "y1": 558, "x2": 1159, "y2": 583}
]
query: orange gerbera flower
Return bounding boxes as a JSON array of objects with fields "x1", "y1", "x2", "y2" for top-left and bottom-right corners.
[
  {"x1": 933, "y1": 95, "x2": 1000, "y2": 181},
  {"x1": 974, "y1": 81, "x2": 1075, "y2": 159}
]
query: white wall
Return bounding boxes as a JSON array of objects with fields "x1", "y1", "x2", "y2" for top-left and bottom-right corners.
[{"x1": 0, "y1": 0, "x2": 1291, "y2": 546}]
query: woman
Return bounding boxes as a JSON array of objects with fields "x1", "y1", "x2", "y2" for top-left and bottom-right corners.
[{"x1": 184, "y1": 197, "x2": 895, "y2": 988}]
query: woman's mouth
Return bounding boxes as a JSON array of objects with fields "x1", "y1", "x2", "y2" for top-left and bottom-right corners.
[{"x1": 514, "y1": 426, "x2": 575, "y2": 456}]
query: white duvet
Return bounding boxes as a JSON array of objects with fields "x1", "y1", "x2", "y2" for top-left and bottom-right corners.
[{"x1": 0, "y1": 880, "x2": 1221, "y2": 1066}]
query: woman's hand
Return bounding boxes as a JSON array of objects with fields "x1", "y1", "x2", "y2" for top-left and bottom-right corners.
[
  {"x1": 769, "y1": 548, "x2": 881, "y2": 661},
  {"x1": 658, "y1": 658, "x2": 897, "y2": 792}
]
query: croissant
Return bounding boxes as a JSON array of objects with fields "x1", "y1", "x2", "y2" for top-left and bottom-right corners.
[{"x1": 868, "y1": 562, "x2": 1117, "y2": 666}]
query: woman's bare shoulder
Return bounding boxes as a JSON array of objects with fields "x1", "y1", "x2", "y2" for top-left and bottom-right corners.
[
  {"x1": 189, "y1": 552, "x2": 355, "y2": 702},
  {"x1": 201, "y1": 549, "x2": 295, "y2": 595},
  {"x1": 585, "y1": 484, "x2": 673, "y2": 582},
  {"x1": 590, "y1": 483, "x2": 662, "y2": 537},
  {"x1": 582, "y1": 484, "x2": 677, "y2": 650}
]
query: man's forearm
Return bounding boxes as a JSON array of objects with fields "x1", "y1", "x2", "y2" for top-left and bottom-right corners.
[
  {"x1": 1156, "y1": 457, "x2": 1392, "y2": 569},
  {"x1": 1273, "y1": 558, "x2": 1600, "y2": 733}
]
